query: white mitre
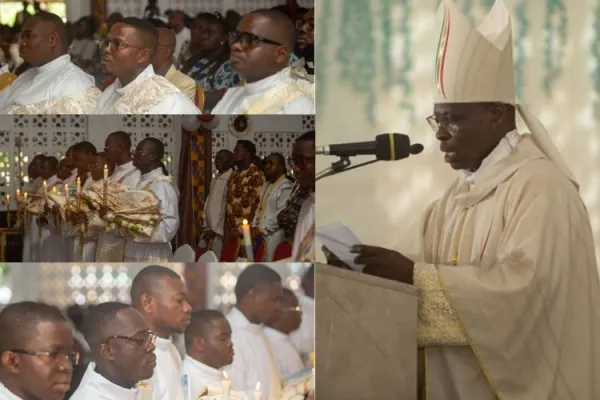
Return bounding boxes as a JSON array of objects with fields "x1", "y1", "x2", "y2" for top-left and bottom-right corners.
[{"x1": 435, "y1": 0, "x2": 576, "y2": 184}]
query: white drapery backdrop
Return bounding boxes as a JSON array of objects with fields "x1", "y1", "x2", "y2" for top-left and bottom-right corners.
[{"x1": 316, "y1": 0, "x2": 600, "y2": 264}]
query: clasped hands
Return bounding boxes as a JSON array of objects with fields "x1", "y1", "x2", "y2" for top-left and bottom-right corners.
[{"x1": 323, "y1": 245, "x2": 415, "y2": 285}]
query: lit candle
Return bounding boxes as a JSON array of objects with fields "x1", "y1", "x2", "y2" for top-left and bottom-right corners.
[
  {"x1": 16, "y1": 189, "x2": 20, "y2": 200},
  {"x1": 23, "y1": 192, "x2": 27, "y2": 201},
  {"x1": 103, "y1": 165, "x2": 108, "y2": 207},
  {"x1": 254, "y1": 382, "x2": 261, "y2": 400},
  {"x1": 43, "y1": 180, "x2": 47, "y2": 196},
  {"x1": 52, "y1": 186, "x2": 57, "y2": 194},
  {"x1": 103, "y1": 164, "x2": 108, "y2": 180},
  {"x1": 5, "y1": 194, "x2": 9, "y2": 227},
  {"x1": 222, "y1": 371, "x2": 232, "y2": 400},
  {"x1": 76, "y1": 177, "x2": 81, "y2": 195},
  {"x1": 241, "y1": 219, "x2": 254, "y2": 262}
]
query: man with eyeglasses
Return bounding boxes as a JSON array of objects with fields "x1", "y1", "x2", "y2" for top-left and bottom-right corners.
[
  {"x1": 212, "y1": 9, "x2": 314, "y2": 115},
  {"x1": 95, "y1": 17, "x2": 201, "y2": 115},
  {"x1": 290, "y1": 131, "x2": 315, "y2": 262},
  {"x1": 264, "y1": 288, "x2": 304, "y2": 380},
  {"x1": 152, "y1": 27, "x2": 196, "y2": 102},
  {"x1": 331, "y1": 0, "x2": 600, "y2": 398},
  {"x1": 226, "y1": 264, "x2": 283, "y2": 400},
  {"x1": 95, "y1": 131, "x2": 141, "y2": 263},
  {"x1": 182, "y1": 309, "x2": 240, "y2": 399},
  {"x1": 0, "y1": 12, "x2": 100, "y2": 114},
  {"x1": 0, "y1": 301, "x2": 76, "y2": 400},
  {"x1": 130, "y1": 265, "x2": 192, "y2": 400},
  {"x1": 70, "y1": 302, "x2": 157, "y2": 400}
]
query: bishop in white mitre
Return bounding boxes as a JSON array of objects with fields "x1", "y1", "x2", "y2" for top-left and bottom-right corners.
[
  {"x1": 124, "y1": 139, "x2": 179, "y2": 262},
  {"x1": 348, "y1": 1, "x2": 600, "y2": 399},
  {"x1": 0, "y1": 13, "x2": 100, "y2": 114},
  {"x1": 252, "y1": 154, "x2": 293, "y2": 261},
  {"x1": 212, "y1": 10, "x2": 314, "y2": 115},
  {"x1": 94, "y1": 18, "x2": 201, "y2": 114}
]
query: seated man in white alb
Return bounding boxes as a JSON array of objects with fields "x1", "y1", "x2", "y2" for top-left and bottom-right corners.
[
  {"x1": 95, "y1": 17, "x2": 201, "y2": 114},
  {"x1": 70, "y1": 302, "x2": 157, "y2": 400},
  {"x1": 124, "y1": 138, "x2": 179, "y2": 262},
  {"x1": 183, "y1": 310, "x2": 239, "y2": 399},
  {"x1": 264, "y1": 288, "x2": 305, "y2": 380},
  {"x1": 212, "y1": 10, "x2": 314, "y2": 115},
  {"x1": 95, "y1": 131, "x2": 141, "y2": 262},
  {"x1": 0, "y1": 12, "x2": 100, "y2": 114},
  {"x1": 22, "y1": 155, "x2": 45, "y2": 262},
  {"x1": 252, "y1": 153, "x2": 293, "y2": 261}
]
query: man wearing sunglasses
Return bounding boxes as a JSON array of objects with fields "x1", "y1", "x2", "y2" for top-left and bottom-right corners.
[
  {"x1": 0, "y1": 301, "x2": 76, "y2": 400},
  {"x1": 95, "y1": 17, "x2": 201, "y2": 115},
  {"x1": 0, "y1": 12, "x2": 101, "y2": 114},
  {"x1": 70, "y1": 302, "x2": 156, "y2": 400},
  {"x1": 212, "y1": 9, "x2": 314, "y2": 115}
]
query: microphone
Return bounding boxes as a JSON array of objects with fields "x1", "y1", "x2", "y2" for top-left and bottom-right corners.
[{"x1": 316, "y1": 133, "x2": 424, "y2": 161}]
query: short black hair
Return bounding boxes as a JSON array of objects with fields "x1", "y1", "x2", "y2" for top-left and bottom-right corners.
[
  {"x1": 73, "y1": 141, "x2": 98, "y2": 156},
  {"x1": 82, "y1": 302, "x2": 132, "y2": 349},
  {"x1": 184, "y1": 309, "x2": 226, "y2": 350},
  {"x1": 246, "y1": 9, "x2": 295, "y2": 51},
  {"x1": 130, "y1": 265, "x2": 182, "y2": 308},
  {"x1": 0, "y1": 302, "x2": 67, "y2": 353},
  {"x1": 234, "y1": 264, "x2": 281, "y2": 301},
  {"x1": 140, "y1": 137, "x2": 165, "y2": 160},
  {"x1": 33, "y1": 11, "x2": 70, "y2": 48},
  {"x1": 44, "y1": 156, "x2": 59, "y2": 169},
  {"x1": 236, "y1": 140, "x2": 257, "y2": 157},
  {"x1": 119, "y1": 17, "x2": 159, "y2": 53},
  {"x1": 108, "y1": 131, "x2": 132, "y2": 149}
]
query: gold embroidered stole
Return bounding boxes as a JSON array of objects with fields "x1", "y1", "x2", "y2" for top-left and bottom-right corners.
[
  {"x1": 112, "y1": 75, "x2": 180, "y2": 114},
  {"x1": 6, "y1": 86, "x2": 100, "y2": 114}
]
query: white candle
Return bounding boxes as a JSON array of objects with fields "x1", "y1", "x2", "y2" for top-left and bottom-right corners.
[
  {"x1": 222, "y1": 371, "x2": 232, "y2": 400},
  {"x1": 254, "y1": 382, "x2": 261, "y2": 400},
  {"x1": 16, "y1": 189, "x2": 20, "y2": 200},
  {"x1": 103, "y1": 164, "x2": 109, "y2": 180},
  {"x1": 43, "y1": 180, "x2": 47, "y2": 196},
  {"x1": 241, "y1": 219, "x2": 254, "y2": 262},
  {"x1": 52, "y1": 186, "x2": 57, "y2": 194},
  {"x1": 76, "y1": 177, "x2": 81, "y2": 195},
  {"x1": 23, "y1": 193, "x2": 27, "y2": 201},
  {"x1": 65, "y1": 184, "x2": 70, "y2": 202}
]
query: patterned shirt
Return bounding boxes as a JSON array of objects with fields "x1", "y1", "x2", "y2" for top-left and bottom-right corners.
[{"x1": 226, "y1": 164, "x2": 266, "y2": 234}]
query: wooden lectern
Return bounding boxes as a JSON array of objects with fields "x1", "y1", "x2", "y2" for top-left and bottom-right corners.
[{"x1": 315, "y1": 263, "x2": 419, "y2": 400}]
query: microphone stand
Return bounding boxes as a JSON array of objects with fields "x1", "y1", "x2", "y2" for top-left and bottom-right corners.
[{"x1": 316, "y1": 156, "x2": 379, "y2": 182}]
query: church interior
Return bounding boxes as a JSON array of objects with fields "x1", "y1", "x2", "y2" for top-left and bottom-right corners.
[{"x1": 0, "y1": 113, "x2": 314, "y2": 263}]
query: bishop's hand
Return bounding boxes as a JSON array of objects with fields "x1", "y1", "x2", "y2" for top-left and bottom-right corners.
[
  {"x1": 322, "y1": 246, "x2": 352, "y2": 269},
  {"x1": 351, "y1": 245, "x2": 415, "y2": 285}
]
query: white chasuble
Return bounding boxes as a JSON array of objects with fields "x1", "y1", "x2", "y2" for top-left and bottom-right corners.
[
  {"x1": 0, "y1": 54, "x2": 100, "y2": 114},
  {"x1": 95, "y1": 161, "x2": 141, "y2": 262},
  {"x1": 182, "y1": 356, "x2": 224, "y2": 400},
  {"x1": 95, "y1": 65, "x2": 201, "y2": 114},
  {"x1": 123, "y1": 168, "x2": 179, "y2": 262},
  {"x1": 291, "y1": 192, "x2": 315, "y2": 262},
  {"x1": 263, "y1": 327, "x2": 304, "y2": 380},
  {"x1": 147, "y1": 337, "x2": 184, "y2": 400},
  {"x1": 212, "y1": 67, "x2": 314, "y2": 115},
  {"x1": 404, "y1": 136, "x2": 600, "y2": 400}
]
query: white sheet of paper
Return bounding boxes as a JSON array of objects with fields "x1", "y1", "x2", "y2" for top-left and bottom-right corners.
[{"x1": 316, "y1": 221, "x2": 365, "y2": 271}]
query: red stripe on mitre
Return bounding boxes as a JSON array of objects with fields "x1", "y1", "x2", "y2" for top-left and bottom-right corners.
[{"x1": 437, "y1": 8, "x2": 451, "y2": 99}]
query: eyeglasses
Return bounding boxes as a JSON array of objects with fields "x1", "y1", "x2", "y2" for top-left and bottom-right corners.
[
  {"x1": 426, "y1": 115, "x2": 459, "y2": 134},
  {"x1": 104, "y1": 330, "x2": 157, "y2": 351},
  {"x1": 228, "y1": 31, "x2": 283, "y2": 48},
  {"x1": 296, "y1": 19, "x2": 314, "y2": 31},
  {"x1": 102, "y1": 38, "x2": 146, "y2": 52},
  {"x1": 9, "y1": 349, "x2": 80, "y2": 365}
]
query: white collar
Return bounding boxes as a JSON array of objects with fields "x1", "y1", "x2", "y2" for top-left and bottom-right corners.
[
  {"x1": 244, "y1": 69, "x2": 286, "y2": 95},
  {"x1": 115, "y1": 65, "x2": 155, "y2": 94},
  {"x1": 0, "y1": 381, "x2": 22, "y2": 400},
  {"x1": 80, "y1": 362, "x2": 139, "y2": 400},
  {"x1": 114, "y1": 160, "x2": 135, "y2": 173},
  {"x1": 184, "y1": 355, "x2": 224, "y2": 381},
  {"x1": 154, "y1": 336, "x2": 173, "y2": 351},
  {"x1": 36, "y1": 54, "x2": 71, "y2": 75},
  {"x1": 299, "y1": 294, "x2": 314, "y2": 308},
  {"x1": 461, "y1": 129, "x2": 520, "y2": 183},
  {"x1": 227, "y1": 307, "x2": 262, "y2": 334},
  {"x1": 140, "y1": 167, "x2": 164, "y2": 181},
  {"x1": 263, "y1": 326, "x2": 288, "y2": 341}
]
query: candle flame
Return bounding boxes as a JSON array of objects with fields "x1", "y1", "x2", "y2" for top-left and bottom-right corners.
[
  {"x1": 242, "y1": 219, "x2": 249, "y2": 226},
  {"x1": 104, "y1": 164, "x2": 108, "y2": 169},
  {"x1": 222, "y1": 371, "x2": 229, "y2": 380},
  {"x1": 255, "y1": 382, "x2": 260, "y2": 390},
  {"x1": 65, "y1": 184, "x2": 69, "y2": 193}
]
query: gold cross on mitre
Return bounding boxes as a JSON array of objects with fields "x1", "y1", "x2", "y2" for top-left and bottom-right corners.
[{"x1": 138, "y1": 381, "x2": 149, "y2": 388}]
